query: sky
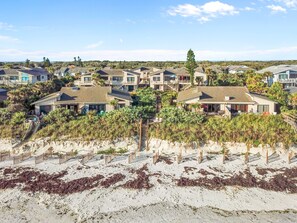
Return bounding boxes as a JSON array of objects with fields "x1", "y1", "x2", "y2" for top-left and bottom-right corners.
[{"x1": 1, "y1": 0, "x2": 297, "y2": 61}]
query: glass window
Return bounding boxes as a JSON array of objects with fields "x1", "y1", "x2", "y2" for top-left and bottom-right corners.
[
  {"x1": 89, "y1": 104, "x2": 106, "y2": 112},
  {"x1": 84, "y1": 77, "x2": 92, "y2": 82},
  {"x1": 153, "y1": 77, "x2": 160, "y2": 81},
  {"x1": 257, "y1": 105, "x2": 269, "y2": 113},
  {"x1": 231, "y1": 104, "x2": 248, "y2": 112},
  {"x1": 127, "y1": 77, "x2": 135, "y2": 82},
  {"x1": 112, "y1": 76, "x2": 123, "y2": 82}
]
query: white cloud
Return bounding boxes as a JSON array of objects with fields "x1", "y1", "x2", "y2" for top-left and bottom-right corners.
[
  {"x1": 1, "y1": 46, "x2": 297, "y2": 61},
  {"x1": 167, "y1": 1, "x2": 239, "y2": 23},
  {"x1": 243, "y1": 7, "x2": 255, "y2": 11},
  {"x1": 168, "y1": 4, "x2": 201, "y2": 17},
  {"x1": 85, "y1": 41, "x2": 103, "y2": 49},
  {"x1": 267, "y1": 5, "x2": 287, "y2": 13},
  {"x1": 0, "y1": 22, "x2": 14, "y2": 31},
  {"x1": 0, "y1": 35, "x2": 19, "y2": 43},
  {"x1": 275, "y1": 0, "x2": 297, "y2": 8}
]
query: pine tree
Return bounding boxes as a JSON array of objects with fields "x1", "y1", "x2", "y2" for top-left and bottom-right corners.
[{"x1": 185, "y1": 49, "x2": 197, "y2": 87}]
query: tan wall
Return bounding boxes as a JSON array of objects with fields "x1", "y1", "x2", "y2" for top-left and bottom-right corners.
[
  {"x1": 35, "y1": 98, "x2": 58, "y2": 115},
  {"x1": 249, "y1": 96, "x2": 276, "y2": 114}
]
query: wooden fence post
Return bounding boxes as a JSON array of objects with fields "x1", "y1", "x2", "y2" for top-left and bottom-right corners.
[
  {"x1": 146, "y1": 120, "x2": 149, "y2": 151},
  {"x1": 265, "y1": 148, "x2": 269, "y2": 165},
  {"x1": 287, "y1": 151, "x2": 294, "y2": 164},
  {"x1": 177, "y1": 153, "x2": 182, "y2": 164},
  {"x1": 198, "y1": 150, "x2": 203, "y2": 164},
  {"x1": 138, "y1": 119, "x2": 143, "y2": 152}
]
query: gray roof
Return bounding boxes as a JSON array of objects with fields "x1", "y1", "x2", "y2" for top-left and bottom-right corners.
[
  {"x1": 100, "y1": 69, "x2": 124, "y2": 76},
  {"x1": 19, "y1": 68, "x2": 49, "y2": 76},
  {"x1": 0, "y1": 88, "x2": 8, "y2": 102},
  {"x1": 177, "y1": 86, "x2": 254, "y2": 104},
  {"x1": 0, "y1": 69, "x2": 19, "y2": 75},
  {"x1": 249, "y1": 93, "x2": 277, "y2": 103},
  {"x1": 33, "y1": 86, "x2": 132, "y2": 105},
  {"x1": 284, "y1": 87, "x2": 297, "y2": 94},
  {"x1": 258, "y1": 65, "x2": 297, "y2": 74}
]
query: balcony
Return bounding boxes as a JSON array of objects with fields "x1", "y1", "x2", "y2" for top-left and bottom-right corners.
[
  {"x1": 74, "y1": 80, "x2": 94, "y2": 86},
  {"x1": 278, "y1": 79, "x2": 297, "y2": 83}
]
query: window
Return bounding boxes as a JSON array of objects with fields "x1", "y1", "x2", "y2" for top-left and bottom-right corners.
[
  {"x1": 112, "y1": 76, "x2": 123, "y2": 82},
  {"x1": 10, "y1": 76, "x2": 19, "y2": 80},
  {"x1": 84, "y1": 77, "x2": 92, "y2": 82},
  {"x1": 89, "y1": 104, "x2": 106, "y2": 112},
  {"x1": 127, "y1": 77, "x2": 135, "y2": 82},
  {"x1": 231, "y1": 104, "x2": 248, "y2": 113},
  {"x1": 153, "y1": 77, "x2": 160, "y2": 81},
  {"x1": 257, "y1": 105, "x2": 269, "y2": 113}
]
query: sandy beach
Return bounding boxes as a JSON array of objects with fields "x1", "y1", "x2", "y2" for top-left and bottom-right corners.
[{"x1": 1, "y1": 141, "x2": 297, "y2": 223}]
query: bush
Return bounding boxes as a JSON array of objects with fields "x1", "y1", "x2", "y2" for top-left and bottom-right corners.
[
  {"x1": 0, "y1": 109, "x2": 11, "y2": 125},
  {"x1": 158, "y1": 107, "x2": 205, "y2": 124},
  {"x1": 10, "y1": 112, "x2": 26, "y2": 125},
  {"x1": 43, "y1": 108, "x2": 75, "y2": 125}
]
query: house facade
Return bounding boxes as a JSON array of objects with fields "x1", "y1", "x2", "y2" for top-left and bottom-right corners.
[
  {"x1": 177, "y1": 86, "x2": 278, "y2": 115},
  {"x1": 0, "y1": 88, "x2": 8, "y2": 106},
  {"x1": 0, "y1": 68, "x2": 49, "y2": 85},
  {"x1": 32, "y1": 86, "x2": 132, "y2": 115},
  {"x1": 258, "y1": 65, "x2": 297, "y2": 88}
]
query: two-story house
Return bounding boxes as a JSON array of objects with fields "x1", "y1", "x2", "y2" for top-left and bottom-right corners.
[
  {"x1": 258, "y1": 65, "x2": 297, "y2": 88},
  {"x1": 149, "y1": 69, "x2": 179, "y2": 91},
  {"x1": 0, "y1": 68, "x2": 49, "y2": 85},
  {"x1": 0, "y1": 69, "x2": 19, "y2": 85}
]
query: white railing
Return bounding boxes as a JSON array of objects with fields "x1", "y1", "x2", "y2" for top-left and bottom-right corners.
[{"x1": 278, "y1": 79, "x2": 297, "y2": 83}]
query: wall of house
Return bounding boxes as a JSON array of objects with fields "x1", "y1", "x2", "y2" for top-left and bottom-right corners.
[
  {"x1": 249, "y1": 96, "x2": 276, "y2": 114},
  {"x1": 35, "y1": 98, "x2": 58, "y2": 115}
]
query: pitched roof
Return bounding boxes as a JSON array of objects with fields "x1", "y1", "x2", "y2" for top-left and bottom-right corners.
[
  {"x1": 177, "y1": 86, "x2": 254, "y2": 104},
  {"x1": 19, "y1": 68, "x2": 49, "y2": 76},
  {"x1": 55, "y1": 86, "x2": 132, "y2": 104},
  {"x1": 0, "y1": 69, "x2": 19, "y2": 75},
  {"x1": 33, "y1": 86, "x2": 132, "y2": 106},
  {"x1": 249, "y1": 93, "x2": 277, "y2": 103},
  {"x1": 100, "y1": 69, "x2": 124, "y2": 76},
  {"x1": 258, "y1": 65, "x2": 297, "y2": 74},
  {"x1": 0, "y1": 88, "x2": 8, "y2": 102}
]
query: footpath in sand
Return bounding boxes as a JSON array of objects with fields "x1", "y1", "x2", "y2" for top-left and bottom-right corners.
[{"x1": 1, "y1": 149, "x2": 297, "y2": 223}]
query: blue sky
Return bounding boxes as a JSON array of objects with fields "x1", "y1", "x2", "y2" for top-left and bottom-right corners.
[{"x1": 0, "y1": 0, "x2": 297, "y2": 61}]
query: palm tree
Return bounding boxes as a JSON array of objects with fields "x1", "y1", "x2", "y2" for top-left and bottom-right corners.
[
  {"x1": 195, "y1": 76, "x2": 203, "y2": 86},
  {"x1": 110, "y1": 99, "x2": 119, "y2": 110}
]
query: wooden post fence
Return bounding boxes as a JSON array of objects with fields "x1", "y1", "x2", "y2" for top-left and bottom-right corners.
[
  {"x1": 59, "y1": 152, "x2": 75, "y2": 164},
  {"x1": 287, "y1": 151, "x2": 295, "y2": 164},
  {"x1": 13, "y1": 152, "x2": 32, "y2": 165},
  {"x1": 153, "y1": 151, "x2": 159, "y2": 165},
  {"x1": 176, "y1": 153, "x2": 182, "y2": 164},
  {"x1": 81, "y1": 152, "x2": 94, "y2": 165},
  {"x1": 138, "y1": 119, "x2": 143, "y2": 152},
  {"x1": 128, "y1": 151, "x2": 137, "y2": 164},
  {"x1": 104, "y1": 154, "x2": 115, "y2": 165},
  {"x1": 0, "y1": 152, "x2": 11, "y2": 162},
  {"x1": 198, "y1": 150, "x2": 203, "y2": 164},
  {"x1": 222, "y1": 149, "x2": 229, "y2": 164},
  {"x1": 146, "y1": 120, "x2": 149, "y2": 151}
]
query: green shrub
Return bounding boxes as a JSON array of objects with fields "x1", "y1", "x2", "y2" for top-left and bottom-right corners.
[
  {"x1": 10, "y1": 112, "x2": 26, "y2": 125},
  {"x1": 0, "y1": 109, "x2": 11, "y2": 125},
  {"x1": 158, "y1": 107, "x2": 205, "y2": 124},
  {"x1": 43, "y1": 107, "x2": 75, "y2": 125}
]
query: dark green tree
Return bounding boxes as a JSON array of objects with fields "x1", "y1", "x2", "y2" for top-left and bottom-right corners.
[
  {"x1": 25, "y1": 59, "x2": 30, "y2": 67},
  {"x1": 185, "y1": 49, "x2": 197, "y2": 87}
]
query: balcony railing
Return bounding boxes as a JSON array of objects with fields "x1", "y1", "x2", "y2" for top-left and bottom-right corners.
[{"x1": 278, "y1": 79, "x2": 297, "y2": 83}]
